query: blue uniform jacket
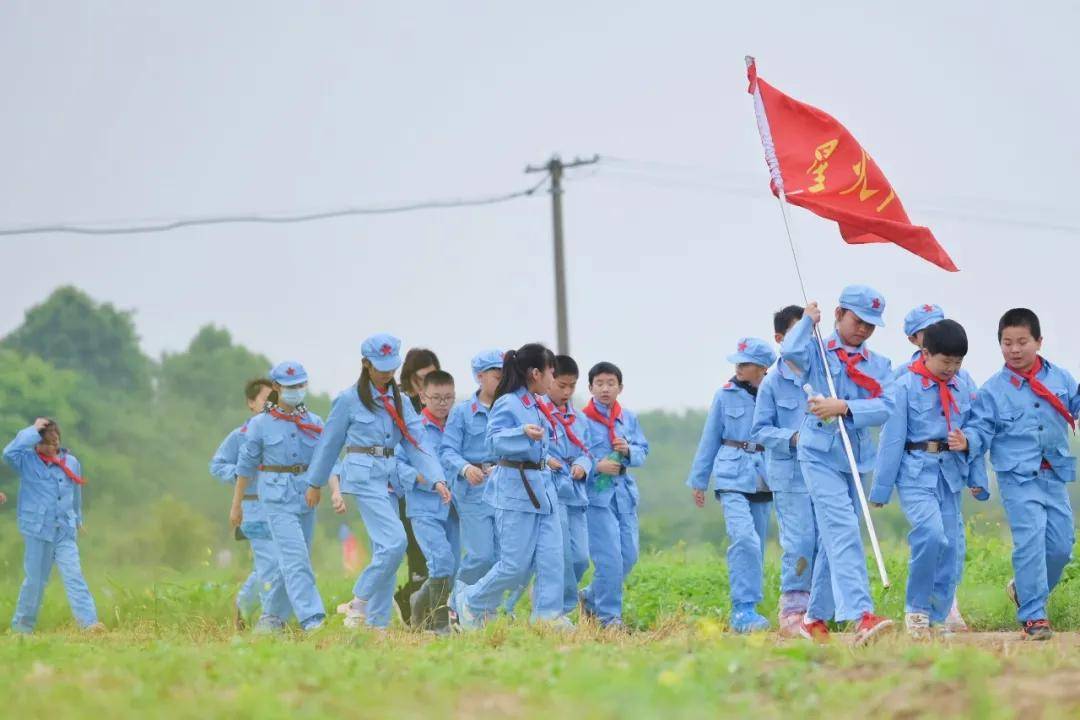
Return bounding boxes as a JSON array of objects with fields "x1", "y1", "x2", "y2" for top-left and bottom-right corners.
[
  {"x1": 237, "y1": 407, "x2": 325, "y2": 513},
  {"x1": 687, "y1": 381, "x2": 766, "y2": 494},
  {"x1": 3, "y1": 426, "x2": 84, "y2": 541},
  {"x1": 870, "y1": 367, "x2": 989, "y2": 504},
  {"x1": 439, "y1": 393, "x2": 495, "y2": 507},
  {"x1": 965, "y1": 358, "x2": 1080, "y2": 484},
  {"x1": 780, "y1": 315, "x2": 895, "y2": 471},
  {"x1": 751, "y1": 361, "x2": 808, "y2": 493},
  {"x1": 397, "y1": 416, "x2": 452, "y2": 520},
  {"x1": 305, "y1": 383, "x2": 445, "y2": 496},
  {"x1": 544, "y1": 396, "x2": 593, "y2": 507},
  {"x1": 482, "y1": 387, "x2": 559, "y2": 514},
  {"x1": 582, "y1": 400, "x2": 649, "y2": 514}
]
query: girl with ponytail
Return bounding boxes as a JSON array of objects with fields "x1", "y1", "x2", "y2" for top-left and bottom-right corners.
[
  {"x1": 450, "y1": 343, "x2": 571, "y2": 629},
  {"x1": 305, "y1": 333, "x2": 450, "y2": 630}
]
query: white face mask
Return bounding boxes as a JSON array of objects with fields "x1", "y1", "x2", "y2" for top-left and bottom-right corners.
[{"x1": 280, "y1": 387, "x2": 307, "y2": 406}]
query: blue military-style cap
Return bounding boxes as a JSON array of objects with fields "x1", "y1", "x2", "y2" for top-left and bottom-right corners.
[
  {"x1": 361, "y1": 333, "x2": 402, "y2": 372},
  {"x1": 726, "y1": 337, "x2": 777, "y2": 368},
  {"x1": 471, "y1": 348, "x2": 505, "y2": 375},
  {"x1": 270, "y1": 360, "x2": 308, "y2": 387},
  {"x1": 903, "y1": 303, "x2": 945, "y2": 337},
  {"x1": 838, "y1": 284, "x2": 886, "y2": 327}
]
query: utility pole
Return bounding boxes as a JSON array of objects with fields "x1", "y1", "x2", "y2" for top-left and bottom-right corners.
[{"x1": 524, "y1": 154, "x2": 599, "y2": 355}]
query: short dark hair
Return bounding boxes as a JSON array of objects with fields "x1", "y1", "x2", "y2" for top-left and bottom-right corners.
[
  {"x1": 588, "y1": 361, "x2": 623, "y2": 385},
  {"x1": 773, "y1": 305, "x2": 804, "y2": 335},
  {"x1": 998, "y1": 308, "x2": 1041, "y2": 342},
  {"x1": 554, "y1": 355, "x2": 579, "y2": 378},
  {"x1": 923, "y1": 319, "x2": 968, "y2": 357},
  {"x1": 244, "y1": 377, "x2": 274, "y2": 401},
  {"x1": 423, "y1": 369, "x2": 455, "y2": 388}
]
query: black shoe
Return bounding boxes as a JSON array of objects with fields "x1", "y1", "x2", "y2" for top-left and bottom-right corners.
[
  {"x1": 427, "y1": 577, "x2": 452, "y2": 635},
  {"x1": 409, "y1": 581, "x2": 432, "y2": 631},
  {"x1": 1022, "y1": 619, "x2": 1052, "y2": 641}
]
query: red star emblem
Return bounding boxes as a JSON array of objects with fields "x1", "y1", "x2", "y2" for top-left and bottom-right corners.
[
  {"x1": 827, "y1": 339, "x2": 837, "y2": 349},
  {"x1": 723, "y1": 382, "x2": 733, "y2": 389},
  {"x1": 922, "y1": 304, "x2": 934, "y2": 312},
  {"x1": 737, "y1": 341, "x2": 748, "y2": 352},
  {"x1": 286, "y1": 367, "x2": 296, "y2": 376},
  {"x1": 871, "y1": 298, "x2": 881, "y2": 310},
  {"x1": 380, "y1": 344, "x2": 393, "y2": 356},
  {"x1": 1009, "y1": 376, "x2": 1022, "y2": 388}
]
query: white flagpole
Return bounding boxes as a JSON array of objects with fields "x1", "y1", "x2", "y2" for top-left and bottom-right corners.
[{"x1": 746, "y1": 56, "x2": 890, "y2": 587}]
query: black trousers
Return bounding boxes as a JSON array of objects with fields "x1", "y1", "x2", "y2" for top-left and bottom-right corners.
[{"x1": 394, "y1": 496, "x2": 428, "y2": 622}]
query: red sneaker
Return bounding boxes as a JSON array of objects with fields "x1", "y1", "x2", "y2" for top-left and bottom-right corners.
[
  {"x1": 853, "y1": 612, "x2": 894, "y2": 646},
  {"x1": 799, "y1": 617, "x2": 831, "y2": 643}
]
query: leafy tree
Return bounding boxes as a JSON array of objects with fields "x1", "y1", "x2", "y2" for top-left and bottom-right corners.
[
  {"x1": 158, "y1": 325, "x2": 271, "y2": 418},
  {"x1": 3, "y1": 286, "x2": 152, "y2": 395}
]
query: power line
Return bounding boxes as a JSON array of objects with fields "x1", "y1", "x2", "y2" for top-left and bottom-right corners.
[{"x1": 0, "y1": 174, "x2": 552, "y2": 237}]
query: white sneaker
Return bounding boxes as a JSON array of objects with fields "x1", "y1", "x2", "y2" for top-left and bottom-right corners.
[
  {"x1": 343, "y1": 598, "x2": 368, "y2": 629},
  {"x1": 905, "y1": 612, "x2": 931, "y2": 640}
]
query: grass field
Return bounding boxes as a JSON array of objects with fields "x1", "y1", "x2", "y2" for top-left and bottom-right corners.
[{"x1": 3, "y1": 532, "x2": 1080, "y2": 719}]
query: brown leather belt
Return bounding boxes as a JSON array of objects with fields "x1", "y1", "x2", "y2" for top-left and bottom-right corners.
[
  {"x1": 243, "y1": 494, "x2": 259, "y2": 501},
  {"x1": 722, "y1": 439, "x2": 765, "y2": 453},
  {"x1": 258, "y1": 464, "x2": 308, "y2": 474},
  {"x1": 347, "y1": 445, "x2": 395, "y2": 458},
  {"x1": 906, "y1": 440, "x2": 950, "y2": 454},
  {"x1": 497, "y1": 460, "x2": 543, "y2": 509}
]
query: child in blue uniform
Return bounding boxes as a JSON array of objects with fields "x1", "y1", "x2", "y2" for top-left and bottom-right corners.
[
  {"x1": 896, "y1": 305, "x2": 974, "y2": 633},
  {"x1": 397, "y1": 369, "x2": 457, "y2": 634},
  {"x1": 870, "y1": 320, "x2": 989, "y2": 638},
  {"x1": 440, "y1": 350, "x2": 503, "y2": 585},
  {"x1": 688, "y1": 338, "x2": 776, "y2": 633},
  {"x1": 209, "y1": 377, "x2": 275, "y2": 630},
  {"x1": 965, "y1": 308, "x2": 1080, "y2": 640},
  {"x1": 233, "y1": 361, "x2": 326, "y2": 633},
  {"x1": 751, "y1": 305, "x2": 820, "y2": 637},
  {"x1": 452, "y1": 344, "x2": 568, "y2": 629},
  {"x1": 305, "y1": 334, "x2": 447, "y2": 631},
  {"x1": 579, "y1": 361, "x2": 650, "y2": 628},
  {"x1": 4, "y1": 418, "x2": 104, "y2": 634},
  {"x1": 781, "y1": 287, "x2": 896, "y2": 645}
]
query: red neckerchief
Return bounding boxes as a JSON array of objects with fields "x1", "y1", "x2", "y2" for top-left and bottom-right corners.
[
  {"x1": 908, "y1": 357, "x2": 960, "y2": 432},
  {"x1": 550, "y1": 403, "x2": 591, "y2": 456},
  {"x1": 534, "y1": 394, "x2": 559, "y2": 440},
  {"x1": 583, "y1": 399, "x2": 622, "y2": 446},
  {"x1": 376, "y1": 387, "x2": 422, "y2": 449},
  {"x1": 37, "y1": 452, "x2": 86, "y2": 485},
  {"x1": 831, "y1": 343, "x2": 883, "y2": 399},
  {"x1": 421, "y1": 407, "x2": 446, "y2": 431},
  {"x1": 267, "y1": 406, "x2": 323, "y2": 439},
  {"x1": 1007, "y1": 356, "x2": 1076, "y2": 431}
]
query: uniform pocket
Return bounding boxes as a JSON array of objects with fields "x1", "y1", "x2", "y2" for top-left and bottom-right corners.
[{"x1": 258, "y1": 475, "x2": 289, "y2": 503}]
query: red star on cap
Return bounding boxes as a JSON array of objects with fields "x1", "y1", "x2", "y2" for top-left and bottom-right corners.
[
  {"x1": 922, "y1": 304, "x2": 934, "y2": 312},
  {"x1": 380, "y1": 344, "x2": 393, "y2": 356},
  {"x1": 737, "y1": 341, "x2": 748, "y2": 352},
  {"x1": 871, "y1": 298, "x2": 881, "y2": 310},
  {"x1": 286, "y1": 367, "x2": 296, "y2": 376}
]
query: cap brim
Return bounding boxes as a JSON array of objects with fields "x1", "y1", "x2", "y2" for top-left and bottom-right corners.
[
  {"x1": 278, "y1": 377, "x2": 308, "y2": 387},
  {"x1": 370, "y1": 357, "x2": 401, "y2": 372},
  {"x1": 727, "y1": 352, "x2": 768, "y2": 366},
  {"x1": 473, "y1": 364, "x2": 502, "y2": 374},
  {"x1": 841, "y1": 303, "x2": 885, "y2": 327}
]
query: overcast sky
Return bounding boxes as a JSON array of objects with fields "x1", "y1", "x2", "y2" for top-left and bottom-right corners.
[{"x1": 3, "y1": 2, "x2": 1078, "y2": 410}]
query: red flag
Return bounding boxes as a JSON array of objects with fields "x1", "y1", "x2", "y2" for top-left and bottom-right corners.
[{"x1": 746, "y1": 58, "x2": 957, "y2": 272}]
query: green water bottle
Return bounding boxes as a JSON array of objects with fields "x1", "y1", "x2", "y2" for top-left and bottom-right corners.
[{"x1": 593, "y1": 451, "x2": 625, "y2": 491}]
